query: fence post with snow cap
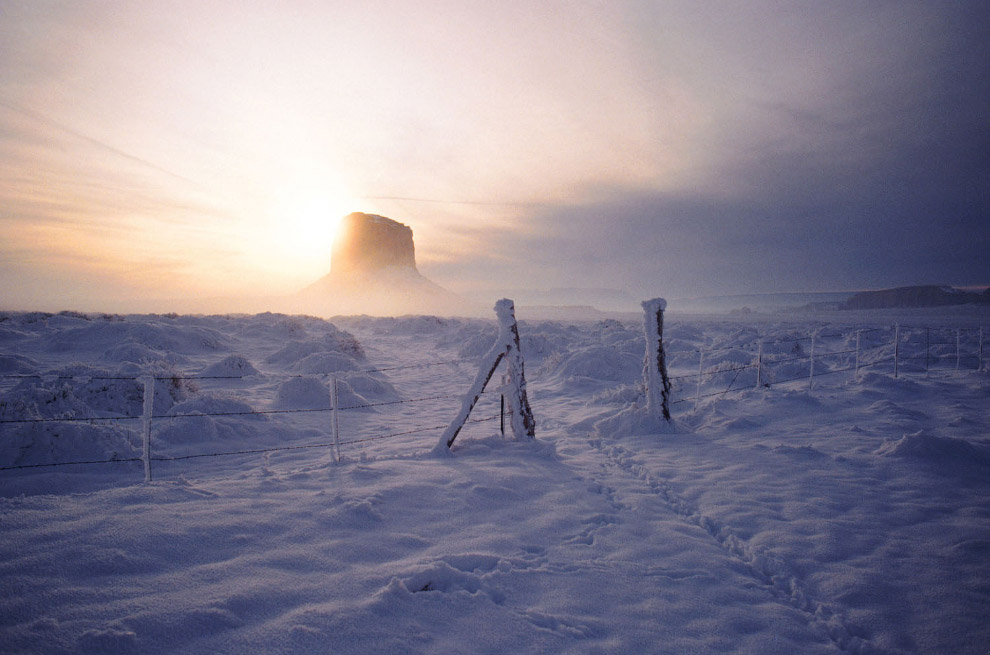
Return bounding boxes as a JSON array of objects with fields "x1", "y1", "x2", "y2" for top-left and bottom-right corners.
[
  {"x1": 956, "y1": 329, "x2": 961, "y2": 371},
  {"x1": 854, "y1": 330, "x2": 861, "y2": 375},
  {"x1": 642, "y1": 298, "x2": 672, "y2": 422},
  {"x1": 331, "y1": 376, "x2": 341, "y2": 462},
  {"x1": 809, "y1": 331, "x2": 816, "y2": 390},
  {"x1": 755, "y1": 341, "x2": 763, "y2": 389},
  {"x1": 894, "y1": 324, "x2": 900, "y2": 378},
  {"x1": 140, "y1": 375, "x2": 155, "y2": 483},
  {"x1": 436, "y1": 298, "x2": 535, "y2": 452},
  {"x1": 695, "y1": 349, "x2": 704, "y2": 410}
]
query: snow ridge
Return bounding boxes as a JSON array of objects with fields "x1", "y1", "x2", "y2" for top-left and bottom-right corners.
[{"x1": 589, "y1": 438, "x2": 879, "y2": 655}]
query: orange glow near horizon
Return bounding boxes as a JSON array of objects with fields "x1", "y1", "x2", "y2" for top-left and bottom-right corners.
[{"x1": 262, "y1": 178, "x2": 355, "y2": 274}]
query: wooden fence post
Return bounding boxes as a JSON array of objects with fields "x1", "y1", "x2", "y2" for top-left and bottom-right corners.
[
  {"x1": 854, "y1": 330, "x2": 861, "y2": 376},
  {"x1": 956, "y1": 329, "x2": 961, "y2": 371},
  {"x1": 502, "y1": 300, "x2": 536, "y2": 440},
  {"x1": 436, "y1": 299, "x2": 534, "y2": 452},
  {"x1": 140, "y1": 376, "x2": 154, "y2": 483},
  {"x1": 695, "y1": 349, "x2": 704, "y2": 411},
  {"x1": 894, "y1": 324, "x2": 900, "y2": 378},
  {"x1": 755, "y1": 341, "x2": 763, "y2": 389},
  {"x1": 331, "y1": 375, "x2": 341, "y2": 462},
  {"x1": 809, "y1": 331, "x2": 816, "y2": 390},
  {"x1": 642, "y1": 298, "x2": 671, "y2": 422}
]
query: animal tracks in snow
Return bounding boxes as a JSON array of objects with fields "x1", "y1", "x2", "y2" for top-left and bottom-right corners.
[{"x1": 588, "y1": 438, "x2": 877, "y2": 655}]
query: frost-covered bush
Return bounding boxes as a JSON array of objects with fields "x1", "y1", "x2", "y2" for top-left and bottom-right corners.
[
  {"x1": 0, "y1": 363, "x2": 193, "y2": 424},
  {"x1": 201, "y1": 355, "x2": 261, "y2": 377},
  {"x1": 543, "y1": 346, "x2": 642, "y2": 384},
  {"x1": 0, "y1": 354, "x2": 38, "y2": 374},
  {"x1": 339, "y1": 372, "x2": 400, "y2": 404},
  {"x1": 291, "y1": 352, "x2": 358, "y2": 375},
  {"x1": 41, "y1": 320, "x2": 230, "y2": 355},
  {"x1": 265, "y1": 330, "x2": 365, "y2": 367},
  {"x1": 0, "y1": 421, "x2": 140, "y2": 468},
  {"x1": 274, "y1": 377, "x2": 332, "y2": 410}
]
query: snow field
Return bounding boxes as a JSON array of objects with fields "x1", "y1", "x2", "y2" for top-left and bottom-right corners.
[{"x1": 1, "y1": 308, "x2": 989, "y2": 653}]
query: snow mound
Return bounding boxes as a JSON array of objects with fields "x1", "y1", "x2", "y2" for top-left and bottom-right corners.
[
  {"x1": 339, "y1": 373, "x2": 399, "y2": 404},
  {"x1": 382, "y1": 315, "x2": 452, "y2": 336},
  {"x1": 164, "y1": 395, "x2": 263, "y2": 420},
  {"x1": 41, "y1": 321, "x2": 230, "y2": 355},
  {"x1": 593, "y1": 403, "x2": 675, "y2": 437},
  {"x1": 0, "y1": 354, "x2": 38, "y2": 373},
  {"x1": 102, "y1": 341, "x2": 187, "y2": 365},
  {"x1": 874, "y1": 431, "x2": 990, "y2": 465},
  {"x1": 0, "y1": 421, "x2": 140, "y2": 468},
  {"x1": 291, "y1": 352, "x2": 357, "y2": 375},
  {"x1": 545, "y1": 346, "x2": 641, "y2": 383},
  {"x1": 265, "y1": 333, "x2": 365, "y2": 367},
  {"x1": 0, "y1": 364, "x2": 189, "y2": 422},
  {"x1": 154, "y1": 395, "x2": 269, "y2": 447},
  {"x1": 274, "y1": 377, "x2": 331, "y2": 410},
  {"x1": 385, "y1": 557, "x2": 506, "y2": 604},
  {"x1": 201, "y1": 355, "x2": 261, "y2": 377}
]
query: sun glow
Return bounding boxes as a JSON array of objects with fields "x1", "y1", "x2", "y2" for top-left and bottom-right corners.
[{"x1": 257, "y1": 177, "x2": 356, "y2": 282}]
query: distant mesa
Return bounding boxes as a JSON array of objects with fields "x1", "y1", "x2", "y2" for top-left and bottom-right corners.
[
  {"x1": 331, "y1": 212, "x2": 417, "y2": 275},
  {"x1": 296, "y1": 212, "x2": 472, "y2": 316},
  {"x1": 841, "y1": 285, "x2": 990, "y2": 310}
]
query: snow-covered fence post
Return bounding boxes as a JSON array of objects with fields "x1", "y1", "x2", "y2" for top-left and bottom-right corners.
[
  {"x1": 503, "y1": 300, "x2": 536, "y2": 441},
  {"x1": 956, "y1": 329, "x2": 961, "y2": 371},
  {"x1": 980, "y1": 327, "x2": 984, "y2": 371},
  {"x1": 436, "y1": 299, "x2": 534, "y2": 452},
  {"x1": 642, "y1": 298, "x2": 671, "y2": 422},
  {"x1": 854, "y1": 330, "x2": 862, "y2": 375},
  {"x1": 695, "y1": 349, "x2": 704, "y2": 411},
  {"x1": 331, "y1": 375, "x2": 341, "y2": 463},
  {"x1": 755, "y1": 341, "x2": 763, "y2": 389},
  {"x1": 894, "y1": 324, "x2": 900, "y2": 378},
  {"x1": 809, "y1": 331, "x2": 817, "y2": 390},
  {"x1": 140, "y1": 375, "x2": 154, "y2": 483},
  {"x1": 500, "y1": 395, "x2": 505, "y2": 436}
]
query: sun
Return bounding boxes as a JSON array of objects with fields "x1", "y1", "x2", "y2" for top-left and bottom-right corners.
[{"x1": 262, "y1": 180, "x2": 355, "y2": 277}]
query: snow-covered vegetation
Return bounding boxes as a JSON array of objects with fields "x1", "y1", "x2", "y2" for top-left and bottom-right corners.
[{"x1": 1, "y1": 308, "x2": 989, "y2": 654}]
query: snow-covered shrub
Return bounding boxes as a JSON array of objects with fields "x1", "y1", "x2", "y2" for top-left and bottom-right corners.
[
  {"x1": 274, "y1": 377, "x2": 332, "y2": 410},
  {"x1": 544, "y1": 346, "x2": 642, "y2": 384},
  {"x1": 201, "y1": 355, "x2": 261, "y2": 377},
  {"x1": 0, "y1": 354, "x2": 38, "y2": 374},
  {"x1": 0, "y1": 421, "x2": 140, "y2": 468},
  {"x1": 339, "y1": 372, "x2": 400, "y2": 404},
  {"x1": 291, "y1": 352, "x2": 358, "y2": 375},
  {"x1": 266, "y1": 331, "x2": 365, "y2": 368}
]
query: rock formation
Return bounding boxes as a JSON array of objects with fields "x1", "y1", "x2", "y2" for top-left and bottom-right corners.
[
  {"x1": 295, "y1": 212, "x2": 475, "y2": 316},
  {"x1": 331, "y1": 213, "x2": 417, "y2": 275}
]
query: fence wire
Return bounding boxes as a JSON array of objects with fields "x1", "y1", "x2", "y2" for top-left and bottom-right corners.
[
  {"x1": 1, "y1": 323, "x2": 984, "y2": 476},
  {"x1": 0, "y1": 354, "x2": 505, "y2": 475}
]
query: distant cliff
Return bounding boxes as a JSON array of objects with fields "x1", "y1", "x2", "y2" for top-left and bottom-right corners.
[
  {"x1": 331, "y1": 213, "x2": 417, "y2": 274},
  {"x1": 841, "y1": 285, "x2": 990, "y2": 310}
]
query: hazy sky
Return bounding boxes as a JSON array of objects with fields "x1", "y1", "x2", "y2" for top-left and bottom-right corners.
[{"x1": 2, "y1": 0, "x2": 988, "y2": 311}]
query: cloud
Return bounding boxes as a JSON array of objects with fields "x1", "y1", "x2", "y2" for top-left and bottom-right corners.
[{"x1": 1, "y1": 1, "x2": 988, "y2": 311}]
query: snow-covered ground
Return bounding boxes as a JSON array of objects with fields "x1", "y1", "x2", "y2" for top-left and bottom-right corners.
[{"x1": 1, "y1": 308, "x2": 988, "y2": 654}]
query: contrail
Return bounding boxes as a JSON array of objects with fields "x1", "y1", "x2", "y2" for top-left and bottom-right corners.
[{"x1": 0, "y1": 99, "x2": 205, "y2": 190}]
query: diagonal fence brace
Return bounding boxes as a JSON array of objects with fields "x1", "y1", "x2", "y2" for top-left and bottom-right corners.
[{"x1": 435, "y1": 299, "x2": 535, "y2": 452}]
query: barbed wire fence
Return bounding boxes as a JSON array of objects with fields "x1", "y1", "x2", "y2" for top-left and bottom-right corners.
[
  {"x1": 1, "y1": 314, "x2": 985, "y2": 479},
  {"x1": 0, "y1": 357, "x2": 506, "y2": 478},
  {"x1": 662, "y1": 324, "x2": 985, "y2": 410}
]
